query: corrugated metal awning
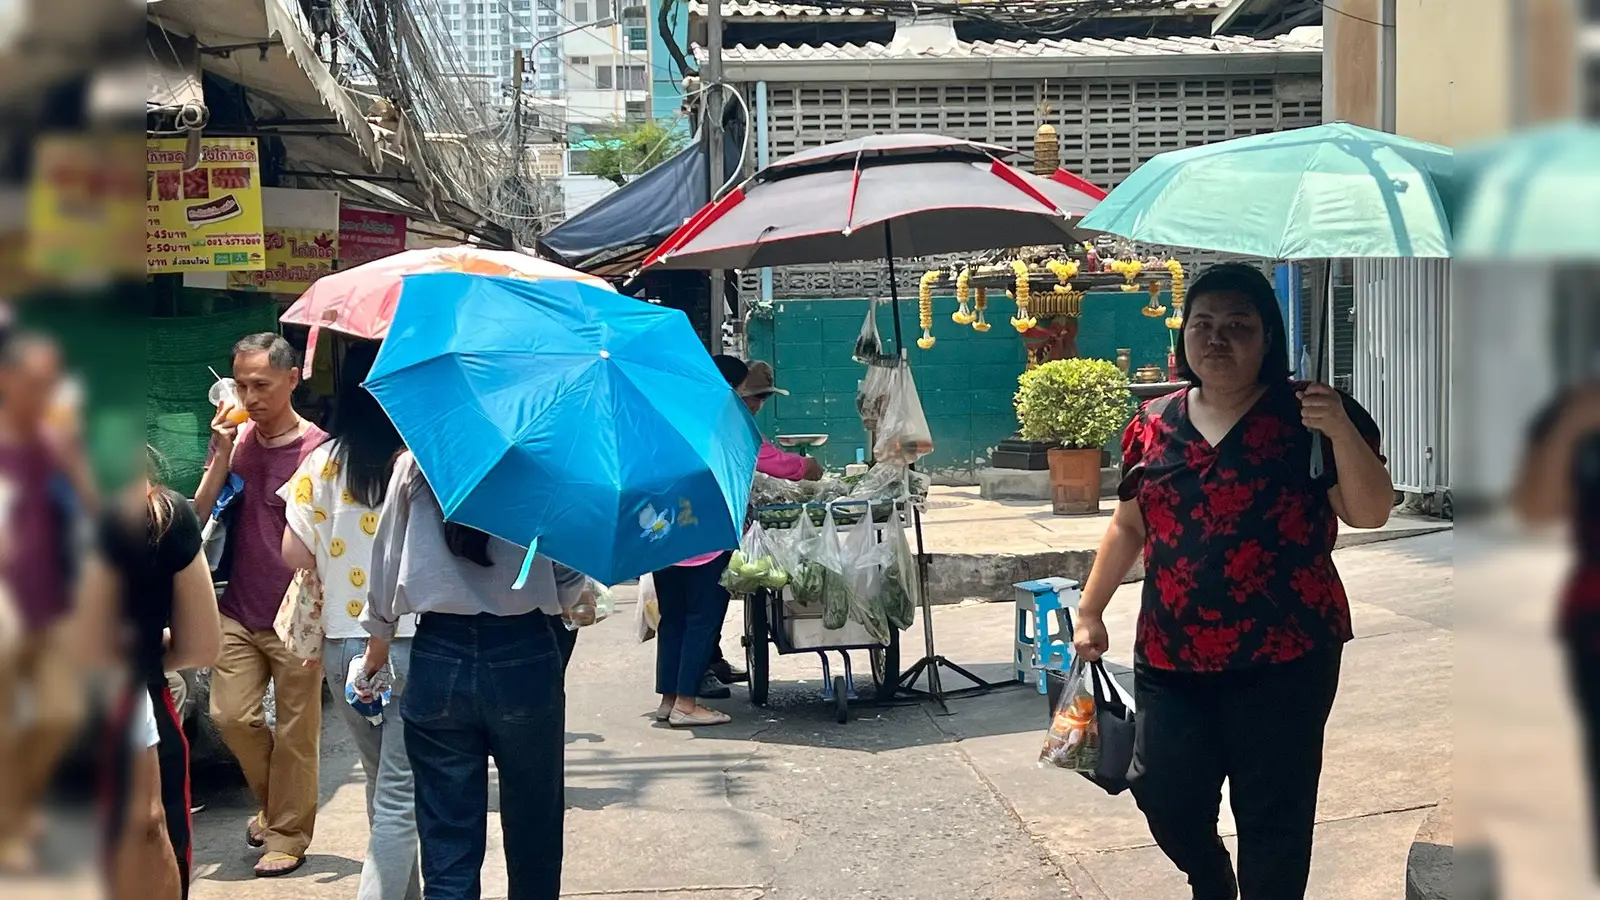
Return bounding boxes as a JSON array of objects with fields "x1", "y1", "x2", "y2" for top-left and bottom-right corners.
[{"x1": 146, "y1": 0, "x2": 379, "y2": 167}]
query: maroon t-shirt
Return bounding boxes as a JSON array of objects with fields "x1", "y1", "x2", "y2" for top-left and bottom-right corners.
[
  {"x1": 219, "y1": 421, "x2": 328, "y2": 631},
  {"x1": 0, "y1": 439, "x2": 66, "y2": 632}
]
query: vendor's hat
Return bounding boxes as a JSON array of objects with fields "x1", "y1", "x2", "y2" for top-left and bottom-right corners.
[{"x1": 739, "y1": 360, "x2": 790, "y2": 398}]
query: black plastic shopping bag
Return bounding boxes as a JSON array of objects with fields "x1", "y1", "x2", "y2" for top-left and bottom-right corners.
[{"x1": 1083, "y1": 660, "x2": 1135, "y2": 795}]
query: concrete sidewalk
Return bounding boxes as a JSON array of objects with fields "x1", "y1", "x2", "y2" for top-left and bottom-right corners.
[
  {"x1": 187, "y1": 532, "x2": 1452, "y2": 900},
  {"x1": 917, "y1": 485, "x2": 1452, "y2": 602}
]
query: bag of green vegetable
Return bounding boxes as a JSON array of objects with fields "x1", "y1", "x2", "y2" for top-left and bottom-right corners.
[
  {"x1": 882, "y1": 511, "x2": 918, "y2": 630},
  {"x1": 839, "y1": 511, "x2": 892, "y2": 644},
  {"x1": 720, "y1": 522, "x2": 791, "y2": 595},
  {"x1": 784, "y1": 510, "x2": 827, "y2": 607},
  {"x1": 816, "y1": 507, "x2": 852, "y2": 630}
]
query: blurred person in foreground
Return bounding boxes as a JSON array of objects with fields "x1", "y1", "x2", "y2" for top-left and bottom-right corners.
[
  {"x1": 0, "y1": 331, "x2": 97, "y2": 872},
  {"x1": 192, "y1": 332, "x2": 329, "y2": 877},
  {"x1": 1073, "y1": 264, "x2": 1392, "y2": 900},
  {"x1": 82, "y1": 450, "x2": 220, "y2": 898},
  {"x1": 279, "y1": 341, "x2": 421, "y2": 900},
  {"x1": 1516, "y1": 380, "x2": 1600, "y2": 895},
  {"x1": 363, "y1": 447, "x2": 593, "y2": 900}
]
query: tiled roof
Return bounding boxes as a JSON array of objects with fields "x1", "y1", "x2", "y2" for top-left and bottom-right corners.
[
  {"x1": 688, "y1": 0, "x2": 1231, "y2": 17},
  {"x1": 695, "y1": 28, "x2": 1323, "y2": 63}
]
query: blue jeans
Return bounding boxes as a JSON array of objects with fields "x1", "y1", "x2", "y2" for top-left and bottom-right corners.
[
  {"x1": 403, "y1": 612, "x2": 566, "y2": 900},
  {"x1": 653, "y1": 554, "x2": 732, "y2": 697},
  {"x1": 322, "y1": 637, "x2": 422, "y2": 900}
]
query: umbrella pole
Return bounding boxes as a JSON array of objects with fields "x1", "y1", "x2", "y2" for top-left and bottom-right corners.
[
  {"x1": 880, "y1": 228, "x2": 1005, "y2": 713},
  {"x1": 1308, "y1": 260, "x2": 1332, "y2": 478}
]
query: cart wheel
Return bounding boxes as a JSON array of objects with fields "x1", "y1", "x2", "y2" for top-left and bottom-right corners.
[
  {"x1": 744, "y1": 590, "x2": 770, "y2": 707},
  {"x1": 870, "y1": 629, "x2": 901, "y2": 704},
  {"x1": 833, "y1": 675, "x2": 849, "y2": 723}
]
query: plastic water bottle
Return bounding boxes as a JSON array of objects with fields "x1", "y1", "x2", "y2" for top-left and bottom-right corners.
[{"x1": 345, "y1": 656, "x2": 390, "y2": 726}]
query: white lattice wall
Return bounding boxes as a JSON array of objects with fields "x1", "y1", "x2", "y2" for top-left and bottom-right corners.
[{"x1": 743, "y1": 72, "x2": 1323, "y2": 298}]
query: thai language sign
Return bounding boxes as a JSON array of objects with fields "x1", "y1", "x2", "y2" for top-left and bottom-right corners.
[
  {"x1": 146, "y1": 137, "x2": 265, "y2": 272},
  {"x1": 338, "y1": 207, "x2": 407, "y2": 268},
  {"x1": 227, "y1": 226, "x2": 338, "y2": 294}
]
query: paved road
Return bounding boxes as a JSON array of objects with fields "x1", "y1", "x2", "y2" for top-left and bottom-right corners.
[{"x1": 187, "y1": 532, "x2": 1453, "y2": 900}]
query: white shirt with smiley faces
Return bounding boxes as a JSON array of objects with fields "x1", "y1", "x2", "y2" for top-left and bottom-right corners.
[{"x1": 278, "y1": 441, "x2": 416, "y2": 640}]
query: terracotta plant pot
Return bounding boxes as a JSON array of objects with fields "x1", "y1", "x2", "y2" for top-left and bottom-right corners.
[{"x1": 1047, "y1": 447, "x2": 1102, "y2": 516}]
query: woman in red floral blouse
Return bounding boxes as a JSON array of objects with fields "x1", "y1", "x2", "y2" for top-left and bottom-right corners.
[{"x1": 1073, "y1": 263, "x2": 1393, "y2": 900}]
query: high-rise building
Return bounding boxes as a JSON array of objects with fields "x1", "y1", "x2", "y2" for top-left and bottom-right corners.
[
  {"x1": 559, "y1": 0, "x2": 653, "y2": 132},
  {"x1": 433, "y1": 0, "x2": 560, "y2": 109}
]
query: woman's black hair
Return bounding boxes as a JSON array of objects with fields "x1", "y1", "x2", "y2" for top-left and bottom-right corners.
[
  {"x1": 1172, "y1": 262, "x2": 1293, "y2": 387},
  {"x1": 711, "y1": 354, "x2": 749, "y2": 390},
  {"x1": 329, "y1": 341, "x2": 405, "y2": 509},
  {"x1": 444, "y1": 522, "x2": 495, "y2": 567}
]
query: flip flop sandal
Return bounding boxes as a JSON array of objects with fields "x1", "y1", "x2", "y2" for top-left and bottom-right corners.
[
  {"x1": 254, "y1": 852, "x2": 305, "y2": 878},
  {"x1": 245, "y1": 814, "x2": 266, "y2": 848},
  {"x1": 669, "y1": 708, "x2": 731, "y2": 728}
]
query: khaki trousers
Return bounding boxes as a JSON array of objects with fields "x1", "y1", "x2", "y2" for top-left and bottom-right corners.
[
  {"x1": 0, "y1": 617, "x2": 84, "y2": 849},
  {"x1": 209, "y1": 615, "x2": 323, "y2": 857}
]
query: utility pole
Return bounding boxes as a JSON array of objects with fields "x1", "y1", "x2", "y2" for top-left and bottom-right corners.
[
  {"x1": 512, "y1": 48, "x2": 527, "y2": 173},
  {"x1": 1377, "y1": 0, "x2": 1397, "y2": 132},
  {"x1": 705, "y1": 0, "x2": 726, "y2": 351}
]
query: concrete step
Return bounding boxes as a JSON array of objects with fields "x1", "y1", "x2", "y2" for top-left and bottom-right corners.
[
  {"x1": 923, "y1": 518, "x2": 1451, "y2": 605},
  {"x1": 1405, "y1": 798, "x2": 1452, "y2": 900}
]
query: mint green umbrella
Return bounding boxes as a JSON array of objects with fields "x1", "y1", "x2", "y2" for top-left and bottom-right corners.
[
  {"x1": 1077, "y1": 122, "x2": 1455, "y2": 259},
  {"x1": 1452, "y1": 121, "x2": 1600, "y2": 260}
]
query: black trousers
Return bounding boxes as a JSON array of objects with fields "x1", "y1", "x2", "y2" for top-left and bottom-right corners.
[
  {"x1": 1129, "y1": 647, "x2": 1343, "y2": 900},
  {"x1": 1566, "y1": 643, "x2": 1600, "y2": 879}
]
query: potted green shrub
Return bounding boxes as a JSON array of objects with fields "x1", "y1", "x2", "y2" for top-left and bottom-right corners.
[{"x1": 1014, "y1": 358, "x2": 1134, "y2": 515}]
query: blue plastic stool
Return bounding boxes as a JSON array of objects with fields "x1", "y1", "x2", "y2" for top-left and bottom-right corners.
[{"x1": 1013, "y1": 577, "x2": 1081, "y2": 694}]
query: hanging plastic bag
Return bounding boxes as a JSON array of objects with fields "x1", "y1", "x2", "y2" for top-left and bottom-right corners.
[
  {"x1": 853, "y1": 298, "x2": 884, "y2": 363},
  {"x1": 635, "y1": 573, "x2": 660, "y2": 643},
  {"x1": 721, "y1": 522, "x2": 791, "y2": 595},
  {"x1": 881, "y1": 510, "x2": 918, "y2": 631},
  {"x1": 787, "y1": 508, "x2": 827, "y2": 607},
  {"x1": 815, "y1": 507, "x2": 852, "y2": 630},
  {"x1": 872, "y1": 364, "x2": 934, "y2": 465},
  {"x1": 856, "y1": 362, "x2": 894, "y2": 433},
  {"x1": 1038, "y1": 655, "x2": 1100, "y2": 773},
  {"x1": 839, "y1": 510, "x2": 892, "y2": 644}
]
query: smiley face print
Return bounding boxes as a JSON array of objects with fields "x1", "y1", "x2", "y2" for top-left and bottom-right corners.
[
  {"x1": 293, "y1": 475, "x2": 313, "y2": 505},
  {"x1": 349, "y1": 567, "x2": 367, "y2": 589},
  {"x1": 360, "y1": 512, "x2": 379, "y2": 535},
  {"x1": 346, "y1": 599, "x2": 364, "y2": 618},
  {"x1": 329, "y1": 538, "x2": 346, "y2": 558}
]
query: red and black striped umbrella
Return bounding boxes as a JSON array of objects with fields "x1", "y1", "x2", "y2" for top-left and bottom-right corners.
[{"x1": 640, "y1": 134, "x2": 1106, "y2": 272}]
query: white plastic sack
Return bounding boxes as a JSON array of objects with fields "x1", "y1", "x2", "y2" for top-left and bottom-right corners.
[{"x1": 634, "y1": 573, "x2": 660, "y2": 643}]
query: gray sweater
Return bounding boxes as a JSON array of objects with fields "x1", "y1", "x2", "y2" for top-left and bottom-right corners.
[{"x1": 361, "y1": 452, "x2": 587, "y2": 640}]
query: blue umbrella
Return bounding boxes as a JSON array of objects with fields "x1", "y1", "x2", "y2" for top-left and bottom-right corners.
[{"x1": 364, "y1": 273, "x2": 761, "y2": 586}]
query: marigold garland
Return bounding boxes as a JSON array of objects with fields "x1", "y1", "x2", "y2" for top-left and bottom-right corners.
[
  {"x1": 917, "y1": 270, "x2": 939, "y2": 349},
  {"x1": 972, "y1": 287, "x2": 991, "y2": 332},
  {"x1": 1009, "y1": 259, "x2": 1037, "y2": 332},
  {"x1": 952, "y1": 268, "x2": 975, "y2": 324}
]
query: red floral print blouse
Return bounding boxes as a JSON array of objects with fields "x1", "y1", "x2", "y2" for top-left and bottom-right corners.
[{"x1": 1119, "y1": 381, "x2": 1384, "y2": 672}]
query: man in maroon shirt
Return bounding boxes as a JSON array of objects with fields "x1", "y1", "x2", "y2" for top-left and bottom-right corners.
[
  {"x1": 0, "y1": 333, "x2": 94, "y2": 872},
  {"x1": 194, "y1": 333, "x2": 327, "y2": 878}
]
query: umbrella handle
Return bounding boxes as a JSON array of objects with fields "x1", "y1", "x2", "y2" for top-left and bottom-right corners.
[
  {"x1": 1309, "y1": 429, "x2": 1325, "y2": 478},
  {"x1": 512, "y1": 538, "x2": 541, "y2": 590}
]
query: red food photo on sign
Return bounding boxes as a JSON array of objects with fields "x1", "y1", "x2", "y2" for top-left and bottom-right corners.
[
  {"x1": 212, "y1": 167, "x2": 252, "y2": 191},
  {"x1": 182, "y1": 168, "x2": 210, "y2": 200},
  {"x1": 156, "y1": 170, "x2": 180, "y2": 202}
]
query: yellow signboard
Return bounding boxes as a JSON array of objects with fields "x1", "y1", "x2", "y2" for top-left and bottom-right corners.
[
  {"x1": 30, "y1": 134, "x2": 145, "y2": 280},
  {"x1": 227, "y1": 226, "x2": 338, "y2": 294},
  {"x1": 146, "y1": 137, "x2": 265, "y2": 273}
]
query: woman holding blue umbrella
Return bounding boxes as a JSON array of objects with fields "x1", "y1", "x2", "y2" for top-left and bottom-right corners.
[{"x1": 362, "y1": 450, "x2": 594, "y2": 900}]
